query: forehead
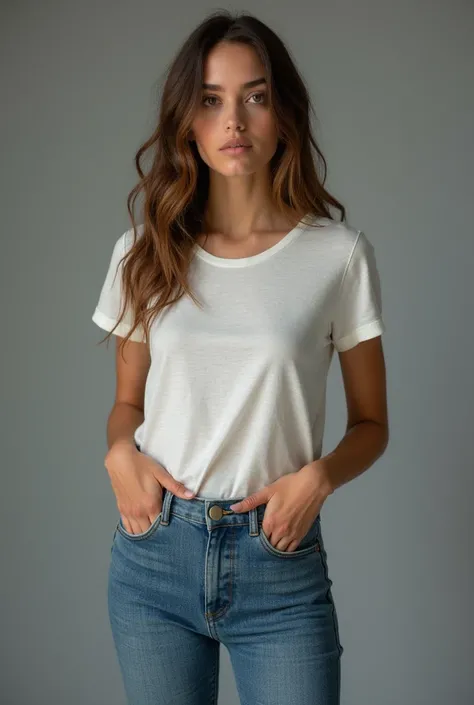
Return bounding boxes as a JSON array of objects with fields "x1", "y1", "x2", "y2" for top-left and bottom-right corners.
[{"x1": 202, "y1": 42, "x2": 266, "y2": 87}]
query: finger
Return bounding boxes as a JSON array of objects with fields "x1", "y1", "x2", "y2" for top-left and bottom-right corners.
[
  {"x1": 274, "y1": 536, "x2": 290, "y2": 551},
  {"x1": 121, "y1": 514, "x2": 150, "y2": 535},
  {"x1": 155, "y1": 468, "x2": 195, "y2": 500},
  {"x1": 120, "y1": 515, "x2": 138, "y2": 534},
  {"x1": 230, "y1": 491, "x2": 266, "y2": 512},
  {"x1": 120, "y1": 515, "x2": 132, "y2": 533},
  {"x1": 148, "y1": 509, "x2": 162, "y2": 524},
  {"x1": 284, "y1": 539, "x2": 299, "y2": 552},
  {"x1": 129, "y1": 517, "x2": 145, "y2": 535}
]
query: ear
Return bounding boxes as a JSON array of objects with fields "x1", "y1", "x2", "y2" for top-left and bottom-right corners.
[{"x1": 188, "y1": 129, "x2": 195, "y2": 142}]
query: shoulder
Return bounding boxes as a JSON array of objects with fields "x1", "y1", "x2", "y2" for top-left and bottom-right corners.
[
  {"x1": 309, "y1": 216, "x2": 362, "y2": 247},
  {"x1": 106, "y1": 224, "x2": 145, "y2": 264},
  {"x1": 103, "y1": 224, "x2": 146, "y2": 275},
  {"x1": 121, "y1": 223, "x2": 145, "y2": 252},
  {"x1": 302, "y1": 216, "x2": 367, "y2": 266}
]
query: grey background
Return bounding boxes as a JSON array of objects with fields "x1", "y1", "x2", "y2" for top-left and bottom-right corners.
[{"x1": 2, "y1": 1, "x2": 473, "y2": 703}]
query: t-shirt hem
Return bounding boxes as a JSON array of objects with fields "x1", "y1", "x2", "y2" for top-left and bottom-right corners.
[
  {"x1": 92, "y1": 308, "x2": 145, "y2": 342},
  {"x1": 333, "y1": 318, "x2": 385, "y2": 352}
]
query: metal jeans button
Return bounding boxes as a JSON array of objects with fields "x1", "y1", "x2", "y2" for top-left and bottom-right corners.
[{"x1": 208, "y1": 505, "x2": 224, "y2": 520}]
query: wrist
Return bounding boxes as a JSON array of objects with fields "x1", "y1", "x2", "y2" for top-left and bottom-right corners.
[
  {"x1": 106, "y1": 438, "x2": 138, "y2": 463},
  {"x1": 304, "y1": 460, "x2": 334, "y2": 499}
]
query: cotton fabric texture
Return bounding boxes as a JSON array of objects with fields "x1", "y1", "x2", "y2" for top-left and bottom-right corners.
[{"x1": 92, "y1": 215, "x2": 386, "y2": 499}]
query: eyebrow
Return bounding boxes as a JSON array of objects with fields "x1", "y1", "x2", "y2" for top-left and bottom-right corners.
[{"x1": 202, "y1": 77, "x2": 267, "y2": 91}]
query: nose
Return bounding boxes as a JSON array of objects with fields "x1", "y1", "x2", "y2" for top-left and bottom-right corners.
[{"x1": 224, "y1": 101, "x2": 246, "y2": 131}]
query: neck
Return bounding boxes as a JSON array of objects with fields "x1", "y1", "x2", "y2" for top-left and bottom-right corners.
[{"x1": 204, "y1": 167, "x2": 282, "y2": 238}]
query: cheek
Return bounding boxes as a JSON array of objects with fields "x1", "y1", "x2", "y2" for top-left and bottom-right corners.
[
  {"x1": 254, "y1": 123, "x2": 279, "y2": 159},
  {"x1": 194, "y1": 129, "x2": 218, "y2": 165},
  {"x1": 258, "y1": 113, "x2": 279, "y2": 140},
  {"x1": 191, "y1": 116, "x2": 214, "y2": 146}
]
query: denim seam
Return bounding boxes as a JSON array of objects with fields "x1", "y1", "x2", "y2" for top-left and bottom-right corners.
[
  {"x1": 211, "y1": 649, "x2": 218, "y2": 705},
  {"x1": 205, "y1": 528, "x2": 235, "y2": 621},
  {"x1": 317, "y1": 545, "x2": 344, "y2": 657},
  {"x1": 116, "y1": 514, "x2": 162, "y2": 541},
  {"x1": 259, "y1": 531, "x2": 320, "y2": 558}
]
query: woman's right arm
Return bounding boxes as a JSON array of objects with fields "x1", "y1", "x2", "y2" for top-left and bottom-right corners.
[
  {"x1": 104, "y1": 336, "x2": 195, "y2": 535},
  {"x1": 105, "y1": 336, "x2": 149, "y2": 454}
]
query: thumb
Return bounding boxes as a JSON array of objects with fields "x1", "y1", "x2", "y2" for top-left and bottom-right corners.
[
  {"x1": 229, "y1": 489, "x2": 268, "y2": 513},
  {"x1": 153, "y1": 465, "x2": 195, "y2": 500}
]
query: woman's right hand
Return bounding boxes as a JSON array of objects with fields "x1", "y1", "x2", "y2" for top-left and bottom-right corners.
[{"x1": 104, "y1": 440, "x2": 195, "y2": 535}]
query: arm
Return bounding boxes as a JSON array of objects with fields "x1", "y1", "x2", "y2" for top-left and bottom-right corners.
[
  {"x1": 311, "y1": 335, "x2": 389, "y2": 496},
  {"x1": 105, "y1": 336, "x2": 150, "y2": 461}
]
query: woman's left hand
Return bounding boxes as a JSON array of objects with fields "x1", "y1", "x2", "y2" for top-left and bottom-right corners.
[{"x1": 229, "y1": 462, "x2": 333, "y2": 552}]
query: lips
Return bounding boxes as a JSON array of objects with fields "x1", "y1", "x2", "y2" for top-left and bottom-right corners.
[
  {"x1": 222, "y1": 145, "x2": 251, "y2": 150},
  {"x1": 220, "y1": 138, "x2": 252, "y2": 150}
]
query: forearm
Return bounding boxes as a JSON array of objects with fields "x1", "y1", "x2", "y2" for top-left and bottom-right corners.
[
  {"x1": 312, "y1": 420, "x2": 389, "y2": 496},
  {"x1": 106, "y1": 401, "x2": 144, "y2": 453}
]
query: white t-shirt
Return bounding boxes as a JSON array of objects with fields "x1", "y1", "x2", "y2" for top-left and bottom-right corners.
[{"x1": 92, "y1": 214, "x2": 386, "y2": 500}]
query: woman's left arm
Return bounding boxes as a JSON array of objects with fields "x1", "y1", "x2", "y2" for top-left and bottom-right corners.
[{"x1": 307, "y1": 335, "x2": 389, "y2": 496}]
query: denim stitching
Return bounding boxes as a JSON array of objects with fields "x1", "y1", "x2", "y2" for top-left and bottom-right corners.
[
  {"x1": 205, "y1": 528, "x2": 235, "y2": 621},
  {"x1": 259, "y1": 529, "x2": 320, "y2": 558},
  {"x1": 116, "y1": 513, "x2": 162, "y2": 541},
  {"x1": 317, "y1": 542, "x2": 344, "y2": 657}
]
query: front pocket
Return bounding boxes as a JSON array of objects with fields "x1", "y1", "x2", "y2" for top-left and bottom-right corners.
[
  {"x1": 116, "y1": 512, "x2": 162, "y2": 541},
  {"x1": 258, "y1": 517, "x2": 321, "y2": 558}
]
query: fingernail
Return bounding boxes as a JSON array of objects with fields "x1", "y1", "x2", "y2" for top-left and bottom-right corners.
[{"x1": 184, "y1": 490, "x2": 194, "y2": 498}]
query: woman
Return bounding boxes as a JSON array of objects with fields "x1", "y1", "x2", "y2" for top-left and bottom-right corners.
[{"x1": 92, "y1": 10, "x2": 389, "y2": 705}]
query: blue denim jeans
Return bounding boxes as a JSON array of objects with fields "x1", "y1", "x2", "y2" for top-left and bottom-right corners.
[{"x1": 108, "y1": 488, "x2": 344, "y2": 705}]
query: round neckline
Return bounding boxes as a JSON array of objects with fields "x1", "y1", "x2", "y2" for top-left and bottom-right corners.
[{"x1": 193, "y1": 213, "x2": 312, "y2": 268}]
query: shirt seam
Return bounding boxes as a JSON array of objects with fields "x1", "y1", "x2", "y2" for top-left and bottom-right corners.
[
  {"x1": 193, "y1": 217, "x2": 312, "y2": 268},
  {"x1": 330, "y1": 229, "x2": 362, "y2": 344},
  {"x1": 336, "y1": 229, "x2": 362, "y2": 303}
]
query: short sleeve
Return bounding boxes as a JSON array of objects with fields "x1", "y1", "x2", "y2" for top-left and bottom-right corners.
[
  {"x1": 330, "y1": 230, "x2": 386, "y2": 352},
  {"x1": 91, "y1": 231, "x2": 146, "y2": 342}
]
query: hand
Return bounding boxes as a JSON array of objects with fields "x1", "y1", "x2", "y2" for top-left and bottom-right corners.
[
  {"x1": 229, "y1": 462, "x2": 332, "y2": 552},
  {"x1": 104, "y1": 441, "x2": 195, "y2": 535}
]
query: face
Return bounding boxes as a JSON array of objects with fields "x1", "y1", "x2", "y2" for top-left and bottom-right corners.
[{"x1": 189, "y1": 42, "x2": 280, "y2": 176}]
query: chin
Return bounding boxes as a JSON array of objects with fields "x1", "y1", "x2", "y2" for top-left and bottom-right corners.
[{"x1": 219, "y1": 166, "x2": 257, "y2": 177}]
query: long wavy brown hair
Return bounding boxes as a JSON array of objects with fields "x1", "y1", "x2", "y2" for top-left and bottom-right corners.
[{"x1": 98, "y1": 10, "x2": 346, "y2": 353}]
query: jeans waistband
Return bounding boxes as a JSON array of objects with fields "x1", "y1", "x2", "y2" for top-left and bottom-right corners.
[{"x1": 160, "y1": 489, "x2": 267, "y2": 537}]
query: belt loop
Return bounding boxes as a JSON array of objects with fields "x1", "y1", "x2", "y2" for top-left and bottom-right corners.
[
  {"x1": 159, "y1": 489, "x2": 173, "y2": 525},
  {"x1": 248, "y1": 507, "x2": 259, "y2": 536}
]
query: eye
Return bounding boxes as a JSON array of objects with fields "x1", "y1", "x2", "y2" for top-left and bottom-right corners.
[
  {"x1": 202, "y1": 95, "x2": 219, "y2": 107},
  {"x1": 201, "y1": 92, "x2": 267, "y2": 108},
  {"x1": 249, "y1": 92, "x2": 266, "y2": 104}
]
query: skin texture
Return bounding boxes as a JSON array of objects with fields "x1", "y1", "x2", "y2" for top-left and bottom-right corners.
[{"x1": 189, "y1": 40, "x2": 298, "y2": 246}]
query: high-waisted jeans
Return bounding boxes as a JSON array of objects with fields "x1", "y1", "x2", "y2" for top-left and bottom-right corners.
[{"x1": 108, "y1": 488, "x2": 344, "y2": 705}]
